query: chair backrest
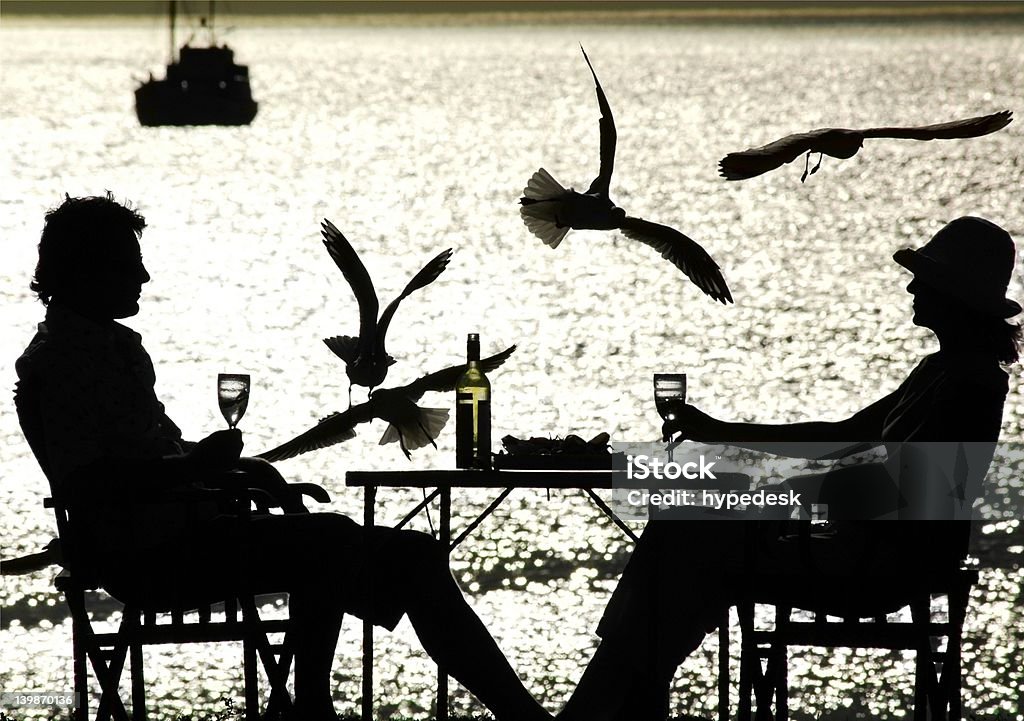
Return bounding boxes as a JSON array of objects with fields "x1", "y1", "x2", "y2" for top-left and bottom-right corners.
[{"x1": 14, "y1": 378, "x2": 101, "y2": 589}]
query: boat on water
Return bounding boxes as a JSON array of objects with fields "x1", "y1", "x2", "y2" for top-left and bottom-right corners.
[{"x1": 135, "y1": 0, "x2": 257, "y2": 127}]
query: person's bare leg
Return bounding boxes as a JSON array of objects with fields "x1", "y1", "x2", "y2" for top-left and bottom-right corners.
[
  {"x1": 559, "y1": 518, "x2": 728, "y2": 721},
  {"x1": 401, "y1": 535, "x2": 552, "y2": 721},
  {"x1": 290, "y1": 591, "x2": 345, "y2": 719},
  {"x1": 239, "y1": 514, "x2": 352, "y2": 720},
  {"x1": 557, "y1": 629, "x2": 698, "y2": 721},
  {"x1": 558, "y1": 638, "x2": 633, "y2": 721}
]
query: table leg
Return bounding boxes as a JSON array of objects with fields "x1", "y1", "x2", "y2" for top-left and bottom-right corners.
[
  {"x1": 719, "y1": 608, "x2": 730, "y2": 721},
  {"x1": 584, "y1": 488, "x2": 638, "y2": 542},
  {"x1": 437, "y1": 487, "x2": 451, "y2": 721},
  {"x1": 362, "y1": 485, "x2": 376, "y2": 721}
]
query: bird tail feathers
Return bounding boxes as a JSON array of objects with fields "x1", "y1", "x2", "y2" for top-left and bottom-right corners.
[
  {"x1": 521, "y1": 167, "x2": 566, "y2": 201},
  {"x1": 519, "y1": 168, "x2": 571, "y2": 248},
  {"x1": 323, "y1": 335, "x2": 360, "y2": 363},
  {"x1": 520, "y1": 211, "x2": 571, "y2": 249},
  {"x1": 378, "y1": 407, "x2": 450, "y2": 452}
]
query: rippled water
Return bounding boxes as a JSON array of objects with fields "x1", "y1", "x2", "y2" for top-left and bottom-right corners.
[{"x1": 2, "y1": 15, "x2": 1022, "y2": 721}]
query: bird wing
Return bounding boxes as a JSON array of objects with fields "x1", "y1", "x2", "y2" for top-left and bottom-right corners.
[
  {"x1": 581, "y1": 46, "x2": 617, "y2": 198},
  {"x1": 718, "y1": 130, "x2": 825, "y2": 180},
  {"x1": 257, "y1": 404, "x2": 373, "y2": 462},
  {"x1": 396, "y1": 344, "x2": 518, "y2": 402},
  {"x1": 1, "y1": 538, "x2": 62, "y2": 575},
  {"x1": 375, "y1": 248, "x2": 453, "y2": 359},
  {"x1": 618, "y1": 217, "x2": 733, "y2": 304},
  {"x1": 859, "y1": 110, "x2": 1013, "y2": 140},
  {"x1": 321, "y1": 219, "x2": 379, "y2": 358}
]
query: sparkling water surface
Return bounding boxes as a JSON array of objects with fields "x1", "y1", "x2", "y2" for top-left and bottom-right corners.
[{"x1": 1, "y1": 15, "x2": 1022, "y2": 721}]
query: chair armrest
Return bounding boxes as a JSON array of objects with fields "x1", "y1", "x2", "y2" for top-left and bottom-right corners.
[
  {"x1": 196, "y1": 479, "x2": 330, "y2": 514},
  {"x1": 206, "y1": 459, "x2": 330, "y2": 513},
  {"x1": 288, "y1": 482, "x2": 331, "y2": 504},
  {"x1": 261, "y1": 482, "x2": 331, "y2": 514}
]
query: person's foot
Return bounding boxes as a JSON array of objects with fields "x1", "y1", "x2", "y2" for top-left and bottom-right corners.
[{"x1": 286, "y1": 699, "x2": 337, "y2": 721}]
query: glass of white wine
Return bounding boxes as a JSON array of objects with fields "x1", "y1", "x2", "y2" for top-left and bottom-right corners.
[
  {"x1": 654, "y1": 373, "x2": 686, "y2": 462},
  {"x1": 654, "y1": 373, "x2": 687, "y2": 423},
  {"x1": 217, "y1": 373, "x2": 250, "y2": 429}
]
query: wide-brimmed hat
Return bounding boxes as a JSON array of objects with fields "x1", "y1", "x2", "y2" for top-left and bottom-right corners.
[{"x1": 893, "y1": 216, "x2": 1021, "y2": 318}]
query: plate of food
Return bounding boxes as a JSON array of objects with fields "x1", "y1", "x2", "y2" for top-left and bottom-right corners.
[{"x1": 493, "y1": 432, "x2": 620, "y2": 470}]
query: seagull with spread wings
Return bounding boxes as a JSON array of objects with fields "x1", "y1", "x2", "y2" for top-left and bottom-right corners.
[
  {"x1": 259, "y1": 345, "x2": 517, "y2": 461},
  {"x1": 718, "y1": 110, "x2": 1013, "y2": 182},
  {"x1": 320, "y1": 219, "x2": 453, "y2": 404},
  {"x1": 518, "y1": 46, "x2": 732, "y2": 304}
]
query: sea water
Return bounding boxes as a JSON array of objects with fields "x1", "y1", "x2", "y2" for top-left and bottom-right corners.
[{"x1": 1, "y1": 15, "x2": 1022, "y2": 720}]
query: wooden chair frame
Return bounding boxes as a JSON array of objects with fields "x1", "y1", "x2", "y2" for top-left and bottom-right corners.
[
  {"x1": 15, "y1": 378, "x2": 318, "y2": 720},
  {"x1": 733, "y1": 567, "x2": 976, "y2": 721},
  {"x1": 44, "y1": 492, "x2": 301, "y2": 721}
]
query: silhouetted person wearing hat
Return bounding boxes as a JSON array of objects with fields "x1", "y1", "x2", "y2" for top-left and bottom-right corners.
[
  {"x1": 559, "y1": 216, "x2": 1021, "y2": 721},
  {"x1": 15, "y1": 193, "x2": 554, "y2": 721}
]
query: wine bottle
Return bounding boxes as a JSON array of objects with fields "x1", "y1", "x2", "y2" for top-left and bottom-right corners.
[{"x1": 456, "y1": 333, "x2": 491, "y2": 469}]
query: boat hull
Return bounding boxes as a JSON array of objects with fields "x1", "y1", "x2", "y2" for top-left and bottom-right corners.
[{"x1": 135, "y1": 79, "x2": 257, "y2": 127}]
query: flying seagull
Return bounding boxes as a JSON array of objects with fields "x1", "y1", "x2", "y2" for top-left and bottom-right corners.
[
  {"x1": 320, "y1": 219, "x2": 453, "y2": 404},
  {"x1": 519, "y1": 46, "x2": 733, "y2": 305},
  {"x1": 718, "y1": 110, "x2": 1013, "y2": 182},
  {"x1": 259, "y1": 345, "x2": 517, "y2": 461}
]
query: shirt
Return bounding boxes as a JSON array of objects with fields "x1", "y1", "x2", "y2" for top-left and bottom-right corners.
[
  {"x1": 881, "y1": 351, "x2": 1009, "y2": 443},
  {"x1": 16, "y1": 304, "x2": 195, "y2": 564},
  {"x1": 16, "y1": 303, "x2": 186, "y2": 489},
  {"x1": 880, "y1": 352, "x2": 1009, "y2": 520}
]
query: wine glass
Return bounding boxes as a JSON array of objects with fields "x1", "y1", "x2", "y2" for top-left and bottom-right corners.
[
  {"x1": 654, "y1": 373, "x2": 687, "y2": 461},
  {"x1": 217, "y1": 373, "x2": 250, "y2": 429},
  {"x1": 654, "y1": 373, "x2": 687, "y2": 422}
]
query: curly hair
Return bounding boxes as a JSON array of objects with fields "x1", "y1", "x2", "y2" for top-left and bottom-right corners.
[
  {"x1": 987, "y1": 317, "x2": 1023, "y2": 365},
  {"x1": 31, "y1": 192, "x2": 147, "y2": 305},
  {"x1": 947, "y1": 302, "x2": 1022, "y2": 365}
]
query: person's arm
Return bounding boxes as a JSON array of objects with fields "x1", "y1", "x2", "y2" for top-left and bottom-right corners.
[
  {"x1": 202, "y1": 456, "x2": 331, "y2": 512},
  {"x1": 66, "y1": 429, "x2": 243, "y2": 504},
  {"x1": 662, "y1": 385, "x2": 903, "y2": 459}
]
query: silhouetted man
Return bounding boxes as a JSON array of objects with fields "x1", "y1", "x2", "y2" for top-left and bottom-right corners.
[{"x1": 16, "y1": 193, "x2": 552, "y2": 721}]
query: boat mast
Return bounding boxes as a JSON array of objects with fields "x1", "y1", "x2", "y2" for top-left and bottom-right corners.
[{"x1": 168, "y1": 0, "x2": 176, "y2": 63}]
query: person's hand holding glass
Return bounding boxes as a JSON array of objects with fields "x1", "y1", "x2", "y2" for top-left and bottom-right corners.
[
  {"x1": 654, "y1": 373, "x2": 687, "y2": 461},
  {"x1": 655, "y1": 373, "x2": 722, "y2": 443},
  {"x1": 182, "y1": 374, "x2": 249, "y2": 474}
]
